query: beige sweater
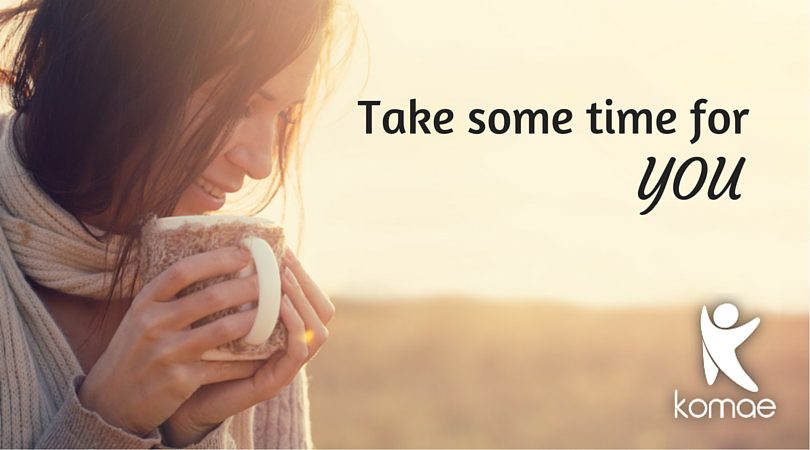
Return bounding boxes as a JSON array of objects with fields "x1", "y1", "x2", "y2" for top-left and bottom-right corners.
[{"x1": 0, "y1": 111, "x2": 314, "y2": 448}]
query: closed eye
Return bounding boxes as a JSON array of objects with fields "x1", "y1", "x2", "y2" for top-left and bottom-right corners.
[
  {"x1": 279, "y1": 101, "x2": 304, "y2": 125},
  {"x1": 247, "y1": 88, "x2": 306, "y2": 124}
]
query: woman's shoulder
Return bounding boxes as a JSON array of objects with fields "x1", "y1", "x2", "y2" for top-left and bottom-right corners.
[
  {"x1": 0, "y1": 109, "x2": 18, "y2": 156},
  {"x1": 0, "y1": 106, "x2": 29, "y2": 300},
  {"x1": 0, "y1": 108, "x2": 14, "y2": 130},
  {"x1": 0, "y1": 216, "x2": 25, "y2": 293}
]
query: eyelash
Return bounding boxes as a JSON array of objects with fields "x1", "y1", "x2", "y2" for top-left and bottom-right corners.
[
  {"x1": 279, "y1": 104, "x2": 301, "y2": 125},
  {"x1": 240, "y1": 103, "x2": 301, "y2": 125}
]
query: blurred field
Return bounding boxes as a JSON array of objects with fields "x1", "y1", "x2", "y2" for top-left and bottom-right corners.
[{"x1": 305, "y1": 298, "x2": 809, "y2": 449}]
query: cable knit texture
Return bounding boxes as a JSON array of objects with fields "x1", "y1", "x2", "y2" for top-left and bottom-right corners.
[{"x1": 0, "y1": 111, "x2": 314, "y2": 448}]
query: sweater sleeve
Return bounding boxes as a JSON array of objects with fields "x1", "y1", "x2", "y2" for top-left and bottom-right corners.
[
  {"x1": 253, "y1": 364, "x2": 314, "y2": 449},
  {"x1": 34, "y1": 374, "x2": 163, "y2": 449},
  {"x1": 156, "y1": 418, "x2": 237, "y2": 449},
  {"x1": 154, "y1": 365, "x2": 313, "y2": 449}
]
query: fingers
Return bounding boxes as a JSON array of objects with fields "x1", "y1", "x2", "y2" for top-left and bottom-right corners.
[
  {"x1": 175, "y1": 308, "x2": 258, "y2": 358},
  {"x1": 254, "y1": 295, "x2": 310, "y2": 389},
  {"x1": 196, "y1": 360, "x2": 259, "y2": 385},
  {"x1": 282, "y1": 247, "x2": 335, "y2": 324},
  {"x1": 142, "y1": 246, "x2": 252, "y2": 303},
  {"x1": 174, "y1": 297, "x2": 313, "y2": 417},
  {"x1": 281, "y1": 268, "x2": 328, "y2": 350},
  {"x1": 280, "y1": 295, "x2": 310, "y2": 365},
  {"x1": 167, "y1": 274, "x2": 259, "y2": 329}
]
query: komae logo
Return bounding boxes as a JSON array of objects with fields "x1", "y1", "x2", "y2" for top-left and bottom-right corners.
[
  {"x1": 673, "y1": 302, "x2": 776, "y2": 419},
  {"x1": 700, "y1": 302, "x2": 759, "y2": 392}
]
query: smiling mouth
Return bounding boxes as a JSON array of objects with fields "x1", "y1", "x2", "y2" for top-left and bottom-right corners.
[{"x1": 195, "y1": 177, "x2": 226, "y2": 199}]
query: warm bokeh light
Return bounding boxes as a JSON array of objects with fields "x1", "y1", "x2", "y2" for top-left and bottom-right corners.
[{"x1": 303, "y1": 328, "x2": 315, "y2": 345}]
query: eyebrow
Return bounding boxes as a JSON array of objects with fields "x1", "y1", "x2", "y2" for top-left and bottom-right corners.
[{"x1": 257, "y1": 89, "x2": 305, "y2": 105}]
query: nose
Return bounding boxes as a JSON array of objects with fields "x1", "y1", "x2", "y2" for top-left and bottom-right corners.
[{"x1": 225, "y1": 120, "x2": 276, "y2": 180}]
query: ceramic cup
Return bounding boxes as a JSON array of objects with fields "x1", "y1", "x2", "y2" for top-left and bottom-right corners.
[{"x1": 138, "y1": 214, "x2": 287, "y2": 361}]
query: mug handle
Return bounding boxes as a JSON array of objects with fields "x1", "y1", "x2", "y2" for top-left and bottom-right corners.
[{"x1": 237, "y1": 236, "x2": 282, "y2": 346}]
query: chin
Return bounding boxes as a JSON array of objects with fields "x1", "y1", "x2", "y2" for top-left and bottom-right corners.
[
  {"x1": 171, "y1": 191, "x2": 205, "y2": 216},
  {"x1": 170, "y1": 182, "x2": 227, "y2": 216},
  {"x1": 171, "y1": 203, "x2": 213, "y2": 217}
]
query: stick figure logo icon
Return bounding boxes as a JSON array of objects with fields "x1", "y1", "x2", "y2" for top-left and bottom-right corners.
[{"x1": 700, "y1": 303, "x2": 760, "y2": 392}]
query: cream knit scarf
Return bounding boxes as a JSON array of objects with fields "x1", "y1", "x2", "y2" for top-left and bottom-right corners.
[
  {"x1": 0, "y1": 111, "x2": 257, "y2": 447},
  {"x1": 0, "y1": 112, "x2": 142, "y2": 301}
]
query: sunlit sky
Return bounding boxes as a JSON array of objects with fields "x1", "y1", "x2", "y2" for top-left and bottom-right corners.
[
  {"x1": 267, "y1": 0, "x2": 809, "y2": 313},
  {"x1": 1, "y1": 1, "x2": 807, "y2": 312}
]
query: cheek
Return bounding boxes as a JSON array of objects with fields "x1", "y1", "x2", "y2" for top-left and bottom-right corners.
[
  {"x1": 171, "y1": 185, "x2": 196, "y2": 216},
  {"x1": 200, "y1": 145, "x2": 233, "y2": 174},
  {"x1": 210, "y1": 133, "x2": 242, "y2": 165}
]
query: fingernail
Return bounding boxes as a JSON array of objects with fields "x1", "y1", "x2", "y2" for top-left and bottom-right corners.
[{"x1": 284, "y1": 267, "x2": 294, "y2": 281}]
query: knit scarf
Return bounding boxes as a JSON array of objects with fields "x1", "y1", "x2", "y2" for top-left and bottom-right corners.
[
  {"x1": 0, "y1": 111, "x2": 261, "y2": 448},
  {"x1": 0, "y1": 112, "x2": 143, "y2": 301}
]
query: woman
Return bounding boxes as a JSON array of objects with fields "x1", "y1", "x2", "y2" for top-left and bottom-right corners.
[{"x1": 0, "y1": 0, "x2": 348, "y2": 447}]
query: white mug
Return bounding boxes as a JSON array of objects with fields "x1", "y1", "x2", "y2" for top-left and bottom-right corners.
[{"x1": 153, "y1": 215, "x2": 283, "y2": 361}]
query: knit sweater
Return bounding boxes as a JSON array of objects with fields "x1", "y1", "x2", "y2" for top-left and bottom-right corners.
[{"x1": 0, "y1": 111, "x2": 314, "y2": 448}]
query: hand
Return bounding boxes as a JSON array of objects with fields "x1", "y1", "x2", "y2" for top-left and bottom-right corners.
[
  {"x1": 77, "y1": 246, "x2": 266, "y2": 437},
  {"x1": 160, "y1": 246, "x2": 335, "y2": 447}
]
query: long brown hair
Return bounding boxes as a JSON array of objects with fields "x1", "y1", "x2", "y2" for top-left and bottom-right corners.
[{"x1": 0, "y1": 0, "x2": 354, "y2": 342}]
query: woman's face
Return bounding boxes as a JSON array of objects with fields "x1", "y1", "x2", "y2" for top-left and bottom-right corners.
[{"x1": 171, "y1": 36, "x2": 323, "y2": 216}]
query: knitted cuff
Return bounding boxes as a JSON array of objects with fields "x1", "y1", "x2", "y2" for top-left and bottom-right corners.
[
  {"x1": 253, "y1": 366, "x2": 314, "y2": 449},
  {"x1": 34, "y1": 374, "x2": 163, "y2": 449},
  {"x1": 155, "y1": 418, "x2": 236, "y2": 449}
]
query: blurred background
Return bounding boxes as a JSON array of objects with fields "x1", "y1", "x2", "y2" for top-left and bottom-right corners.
[
  {"x1": 267, "y1": 1, "x2": 809, "y2": 447},
  {"x1": 277, "y1": 0, "x2": 809, "y2": 316},
  {"x1": 1, "y1": 0, "x2": 807, "y2": 448}
]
